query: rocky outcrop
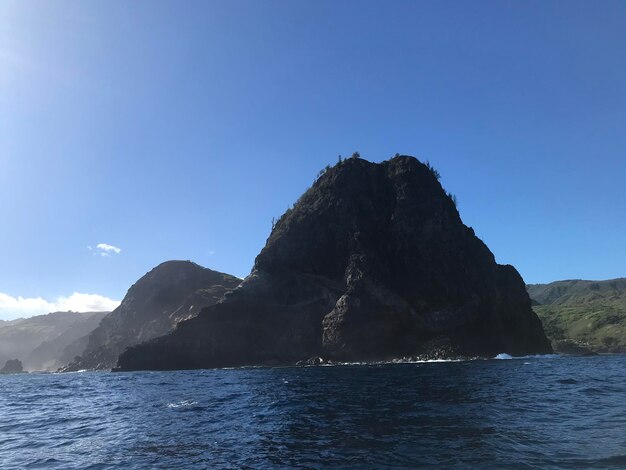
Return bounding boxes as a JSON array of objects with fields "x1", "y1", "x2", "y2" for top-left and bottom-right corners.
[
  {"x1": 118, "y1": 156, "x2": 551, "y2": 371},
  {"x1": 1, "y1": 359, "x2": 25, "y2": 374},
  {"x1": 63, "y1": 261, "x2": 241, "y2": 371}
]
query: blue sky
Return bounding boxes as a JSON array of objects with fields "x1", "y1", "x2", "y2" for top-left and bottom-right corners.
[{"x1": 1, "y1": 1, "x2": 625, "y2": 319}]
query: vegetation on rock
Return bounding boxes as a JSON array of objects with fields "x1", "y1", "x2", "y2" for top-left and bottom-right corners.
[{"x1": 528, "y1": 279, "x2": 626, "y2": 353}]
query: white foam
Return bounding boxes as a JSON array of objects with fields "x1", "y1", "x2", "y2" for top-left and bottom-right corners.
[
  {"x1": 315, "y1": 358, "x2": 466, "y2": 367},
  {"x1": 166, "y1": 400, "x2": 198, "y2": 409},
  {"x1": 493, "y1": 353, "x2": 560, "y2": 360}
]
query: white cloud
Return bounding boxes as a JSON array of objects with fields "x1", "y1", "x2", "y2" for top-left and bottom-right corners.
[
  {"x1": 96, "y1": 243, "x2": 121, "y2": 255},
  {"x1": 0, "y1": 292, "x2": 121, "y2": 321}
]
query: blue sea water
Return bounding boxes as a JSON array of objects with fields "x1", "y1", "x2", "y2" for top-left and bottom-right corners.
[{"x1": 1, "y1": 355, "x2": 626, "y2": 469}]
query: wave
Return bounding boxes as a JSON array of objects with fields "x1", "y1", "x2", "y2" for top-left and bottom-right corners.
[
  {"x1": 166, "y1": 400, "x2": 198, "y2": 409},
  {"x1": 311, "y1": 358, "x2": 467, "y2": 368},
  {"x1": 493, "y1": 353, "x2": 560, "y2": 360}
]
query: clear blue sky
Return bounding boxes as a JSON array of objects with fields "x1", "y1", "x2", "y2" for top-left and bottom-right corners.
[{"x1": 1, "y1": 1, "x2": 625, "y2": 319}]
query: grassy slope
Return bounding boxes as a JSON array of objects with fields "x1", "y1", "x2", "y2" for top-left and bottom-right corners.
[{"x1": 527, "y1": 279, "x2": 626, "y2": 352}]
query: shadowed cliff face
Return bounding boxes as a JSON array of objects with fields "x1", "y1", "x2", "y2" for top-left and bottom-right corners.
[
  {"x1": 63, "y1": 261, "x2": 241, "y2": 371},
  {"x1": 118, "y1": 156, "x2": 551, "y2": 371}
]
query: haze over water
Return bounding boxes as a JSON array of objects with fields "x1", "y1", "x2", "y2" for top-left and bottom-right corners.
[{"x1": 2, "y1": 355, "x2": 626, "y2": 469}]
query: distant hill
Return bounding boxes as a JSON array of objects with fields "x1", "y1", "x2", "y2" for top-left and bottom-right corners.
[
  {"x1": 23, "y1": 312, "x2": 108, "y2": 371},
  {"x1": 0, "y1": 311, "x2": 109, "y2": 371},
  {"x1": 527, "y1": 279, "x2": 626, "y2": 353},
  {"x1": 63, "y1": 260, "x2": 241, "y2": 371}
]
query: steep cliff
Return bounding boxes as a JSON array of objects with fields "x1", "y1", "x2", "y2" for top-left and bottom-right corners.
[
  {"x1": 63, "y1": 260, "x2": 241, "y2": 371},
  {"x1": 118, "y1": 156, "x2": 551, "y2": 371}
]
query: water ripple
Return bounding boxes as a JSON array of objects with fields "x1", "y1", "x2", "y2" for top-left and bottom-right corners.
[{"x1": 1, "y1": 355, "x2": 626, "y2": 468}]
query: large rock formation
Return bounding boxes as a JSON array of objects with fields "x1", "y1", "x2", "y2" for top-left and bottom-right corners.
[
  {"x1": 63, "y1": 260, "x2": 241, "y2": 371},
  {"x1": 118, "y1": 156, "x2": 551, "y2": 371},
  {"x1": 0, "y1": 359, "x2": 25, "y2": 374}
]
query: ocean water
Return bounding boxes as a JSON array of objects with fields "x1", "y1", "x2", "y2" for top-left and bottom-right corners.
[{"x1": 1, "y1": 355, "x2": 626, "y2": 469}]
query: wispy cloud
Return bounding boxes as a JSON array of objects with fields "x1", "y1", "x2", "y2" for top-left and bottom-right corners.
[
  {"x1": 0, "y1": 292, "x2": 121, "y2": 321},
  {"x1": 96, "y1": 243, "x2": 121, "y2": 254},
  {"x1": 90, "y1": 243, "x2": 121, "y2": 257}
]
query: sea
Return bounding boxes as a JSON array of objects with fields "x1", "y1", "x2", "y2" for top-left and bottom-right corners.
[{"x1": 1, "y1": 354, "x2": 626, "y2": 469}]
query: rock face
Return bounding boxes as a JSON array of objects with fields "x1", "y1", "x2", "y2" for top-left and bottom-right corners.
[
  {"x1": 118, "y1": 156, "x2": 551, "y2": 371},
  {"x1": 0, "y1": 359, "x2": 24, "y2": 374},
  {"x1": 63, "y1": 261, "x2": 241, "y2": 371}
]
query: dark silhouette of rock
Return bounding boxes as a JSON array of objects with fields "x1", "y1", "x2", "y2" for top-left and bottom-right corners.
[
  {"x1": 0, "y1": 359, "x2": 25, "y2": 374},
  {"x1": 63, "y1": 260, "x2": 241, "y2": 371},
  {"x1": 118, "y1": 156, "x2": 551, "y2": 371}
]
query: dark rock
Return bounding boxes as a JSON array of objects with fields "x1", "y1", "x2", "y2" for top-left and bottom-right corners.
[
  {"x1": 296, "y1": 356, "x2": 326, "y2": 366},
  {"x1": 63, "y1": 260, "x2": 240, "y2": 371},
  {"x1": 1, "y1": 359, "x2": 25, "y2": 374},
  {"x1": 117, "y1": 156, "x2": 552, "y2": 371}
]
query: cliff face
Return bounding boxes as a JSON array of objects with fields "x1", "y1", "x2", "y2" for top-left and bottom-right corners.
[
  {"x1": 118, "y1": 156, "x2": 551, "y2": 371},
  {"x1": 63, "y1": 261, "x2": 241, "y2": 371}
]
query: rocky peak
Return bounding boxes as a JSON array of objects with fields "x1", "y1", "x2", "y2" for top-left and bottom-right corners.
[
  {"x1": 1, "y1": 359, "x2": 24, "y2": 374},
  {"x1": 117, "y1": 155, "x2": 551, "y2": 371}
]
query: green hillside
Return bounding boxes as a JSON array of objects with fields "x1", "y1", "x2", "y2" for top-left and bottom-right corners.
[{"x1": 527, "y1": 279, "x2": 626, "y2": 353}]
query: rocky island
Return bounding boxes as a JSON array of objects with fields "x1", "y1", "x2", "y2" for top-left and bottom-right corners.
[
  {"x1": 0, "y1": 359, "x2": 25, "y2": 374},
  {"x1": 117, "y1": 155, "x2": 551, "y2": 371}
]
